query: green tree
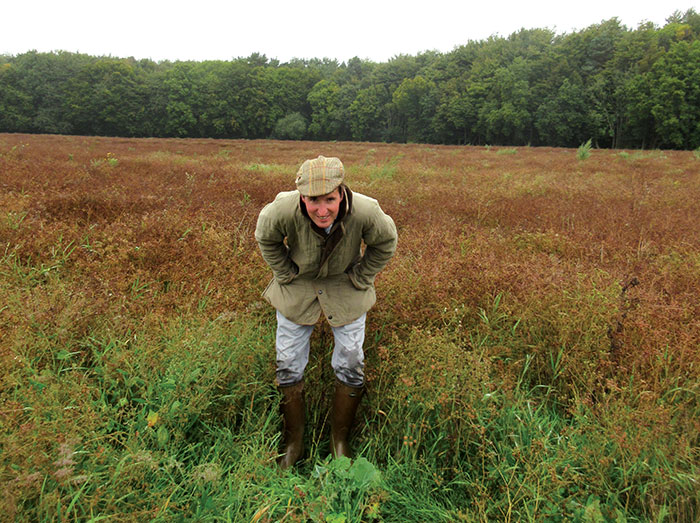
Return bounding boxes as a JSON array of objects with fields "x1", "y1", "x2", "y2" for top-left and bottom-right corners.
[
  {"x1": 262, "y1": 66, "x2": 320, "y2": 128},
  {"x1": 647, "y1": 40, "x2": 700, "y2": 148},
  {"x1": 210, "y1": 59, "x2": 259, "y2": 138},
  {"x1": 307, "y1": 80, "x2": 342, "y2": 140},
  {"x1": 535, "y1": 78, "x2": 600, "y2": 147},
  {"x1": 162, "y1": 63, "x2": 204, "y2": 137},
  {"x1": 65, "y1": 59, "x2": 148, "y2": 136},
  {"x1": 240, "y1": 65, "x2": 275, "y2": 138},
  {"x1": 433, "y1": 78, "x2": 475, "y2": 144},
  {"x1": 391, "y1": 76, "x2": 438, "y2": 142},
  {"x1": 272, "y1": 112, "x2": 307, "y2": 140},
  {"x1": 348, "y1": 85, "x2": 389, "y2": 141},
  {"x1": 0, "y1": 62, "x2": 33, "y2": 132},
  {"x1": 1, "y1": 14, "x2": 698, "y2": 148},
  {"x1": 666, "y1": 8, "x2": 700, "y2": 33},
  {"x1": 341, "y1": 56, "x2": 375, "y2": 86},
  {"x1": 11, "y1": 51, "x2": 93, "y2": 134},
  {"x1": 334, "y1": 83, "x2": 359, "y2": 141},
  {"x1": 478, "y1": 58, "x2": 533, "y2": 144}
]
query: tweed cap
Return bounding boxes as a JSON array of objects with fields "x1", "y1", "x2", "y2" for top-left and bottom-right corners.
[{"x1": 295, "y1": 155, "x2": 345, "y2": 197}]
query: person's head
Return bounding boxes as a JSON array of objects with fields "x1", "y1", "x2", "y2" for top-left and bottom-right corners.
[
  {"x1": 300, "y1": 187, "x2": 343, "y2": 229},
  {"x1": 295, "y1": 155, "x2": 345, "y2": 228}
]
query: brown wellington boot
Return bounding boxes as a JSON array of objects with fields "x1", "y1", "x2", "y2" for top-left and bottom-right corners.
[
  {"x1": 277, "y1": 381, "x2": 304, "y2": 469},
  {"x1": 330, "y1": 379, "x2": 364, "y2": 459}
]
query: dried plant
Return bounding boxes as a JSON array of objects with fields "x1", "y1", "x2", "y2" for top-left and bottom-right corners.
[{"x1": 1, "y1": 134, "x2": 698, "y2": 521}]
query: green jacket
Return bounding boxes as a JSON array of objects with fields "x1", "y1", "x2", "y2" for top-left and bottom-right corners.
[{"x1": 255, "y1": 187, "x2": 397, "y2": 326}]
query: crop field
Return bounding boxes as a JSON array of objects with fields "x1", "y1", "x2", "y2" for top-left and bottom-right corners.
[{"x1": 1, "y1": 133, "x2": 698, "y2": 521}]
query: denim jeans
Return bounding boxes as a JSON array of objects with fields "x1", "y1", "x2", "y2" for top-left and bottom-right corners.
[{"x1": 275, "y1": 310, "x2": 366, "y2": 387}]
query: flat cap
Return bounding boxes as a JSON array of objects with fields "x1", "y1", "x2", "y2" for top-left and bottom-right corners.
[{"x1": 295, "y1": 155, "x2": 345, "y2": 197}]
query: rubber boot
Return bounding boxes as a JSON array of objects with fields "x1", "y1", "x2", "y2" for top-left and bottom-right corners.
[
  {"x1": 277, "y1": 381, "x2": 304, "y2": 469},
  {"x1": 330, "y1": 379, "x2": 364, "y2": 459}
]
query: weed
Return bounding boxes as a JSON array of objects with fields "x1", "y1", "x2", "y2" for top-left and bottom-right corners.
[
  {"x1": 1, "y1": 134, "x2": 697, "y2": 522},
  {"x1": 370, "y1": 154, "x2": 403, "y2": 182},
  {"x1": 4, "y1": 211, "x2": 28, "y2": 231},
  {"x1": 577, "y1": 138, "x2": 592, "y2": 161},
  {"x1": 496, "y1": 148, "x2": 517, "y2": 155},
  {"x1": 631, "y1": 150, "x2": 667, "y2": 160},
  {"x1": 1, "y1": 142, "x2": 29, "y2": 158},
  {"x1": 245, "y1": 163, "x2": 277, "y2": 172}
]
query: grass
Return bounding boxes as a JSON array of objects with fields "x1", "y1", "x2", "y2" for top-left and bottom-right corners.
[
  {"x1": 369, "y1": 154, "x2": 403, "y2": 183},
  {"x1": 496, "y1": 148, "x2": 518, "y2": 155},
  {"x1": 577, "y1": 139, "x2": 592, "y2": 161},
  {"x1": 1, "y1": 134, "x2": 699, "y2": 521}
]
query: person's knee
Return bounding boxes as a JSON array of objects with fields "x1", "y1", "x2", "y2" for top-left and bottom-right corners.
[
  {"x1": 276, "y1": 364, "x2": 304, "y2": 386},
  {"x1": 334, "y1": 367, "x2": 364, "y2": 387},
  {"x1": 332, "y1": 345, "x2": 364, "y2": 387},
  {"x1": 275, "y1": 315, "x2": 313, "y2": 386}
]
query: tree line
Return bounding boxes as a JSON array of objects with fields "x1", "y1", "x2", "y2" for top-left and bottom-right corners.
[{"x1": 1, "y1": 9, "x2": 699, "y2": 150}]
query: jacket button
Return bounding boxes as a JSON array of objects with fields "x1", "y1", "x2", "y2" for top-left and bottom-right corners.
[
  {"x1": 318, "y1": 290, "x2": 323, "y2": 294},
  {"x1": 328, "y1": 315, "x2": 333, "y2": 320}
]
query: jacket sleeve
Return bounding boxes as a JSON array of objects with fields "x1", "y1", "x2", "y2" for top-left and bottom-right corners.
[
  {"x1": 348, "y1": 204, "x2": 397, "y2": 290},
  {"x1": 255, "y1": 204, "x2": 299, "y2": 285}
]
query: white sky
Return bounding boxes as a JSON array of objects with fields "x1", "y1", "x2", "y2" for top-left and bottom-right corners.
[{"x1": 3, "y1": 1, "x2": 697, "y2": 63}]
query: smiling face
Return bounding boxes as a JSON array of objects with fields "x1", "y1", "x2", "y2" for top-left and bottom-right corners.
[{"x1": 301, "y1": 187, "x2": 343, "y2": 229}]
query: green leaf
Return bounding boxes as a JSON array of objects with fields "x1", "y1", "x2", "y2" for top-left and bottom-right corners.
[
  {"x1": 187, "y1": 368, "x2": 201, "y2": 383},
  {"x1": 156, "y1": 425, "x2": 170, "y2": 447},
  {"x1": 312, "y1": 464, "x2": 328, "y2": 479},
  {"x1": 56, "y1": 349, "x2": 78, "y2": 360},
  {"x1": 329, "y1": 456, "x2": 352, "y2": 473},
  {"x1": 28, "y1": 377, "x2": 46, "y2": 391},
  {"x1": 350, "y1": 457, "x2": 379, "y2": 487},
  {"x1": 583, "y1": 496, "x2": 605, "y2": 523},
  {"x1": 147, "y1": 410, "x2": 159, "y2": 427}
]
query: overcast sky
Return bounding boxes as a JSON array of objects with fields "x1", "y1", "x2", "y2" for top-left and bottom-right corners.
[{"x1": 3, "y1": 1, "x2": 697, "y2": 63}]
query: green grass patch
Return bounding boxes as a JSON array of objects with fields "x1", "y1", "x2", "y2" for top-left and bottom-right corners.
[
  {"x1": 369, "y1": 155, "x2": 403, "y2": 183},
  {"x1": 577, "y1": 139, "x2": 592, "y2": 161},
  {"x1": 244, "y1": 163, "x2": 286, "y2": 173},
  {"x1": 496, "y1": 148, "x2": 517, "y2": 155}
]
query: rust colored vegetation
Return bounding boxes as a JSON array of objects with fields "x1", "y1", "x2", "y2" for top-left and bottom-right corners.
[{"x1": 1, "y1": 134, "x2": 698, "y2": 521}]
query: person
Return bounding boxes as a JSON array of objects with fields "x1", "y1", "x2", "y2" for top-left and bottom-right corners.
[{"x1": 255, "y1": 155, "x2": 397, "y2": 469}]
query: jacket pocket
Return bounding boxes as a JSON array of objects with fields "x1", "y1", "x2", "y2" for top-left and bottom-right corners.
[
  {"x1": 345, "y1": 266, "x2": 370, "y2": 291},
  {"x1": 277, "y1": 262, "x2": 299, "y2": 285}
]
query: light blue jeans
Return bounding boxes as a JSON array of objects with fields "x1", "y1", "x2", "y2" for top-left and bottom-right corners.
[{"x1": 275, "y1": 310, "x2": 366, "y2": 387}]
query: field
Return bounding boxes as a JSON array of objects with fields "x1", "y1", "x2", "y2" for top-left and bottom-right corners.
[{"x1": 1, "y1": 133, "x2": 698, "y2": 522}]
